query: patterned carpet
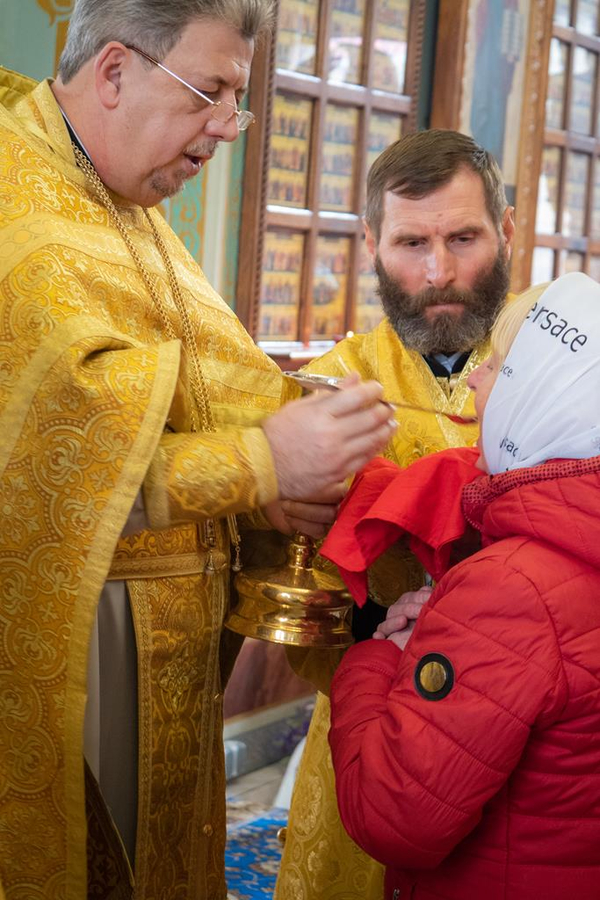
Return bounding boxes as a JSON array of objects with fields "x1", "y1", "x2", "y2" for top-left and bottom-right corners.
[{"x1": 225, "y1": 808, "x2": 288, "y2": 899}]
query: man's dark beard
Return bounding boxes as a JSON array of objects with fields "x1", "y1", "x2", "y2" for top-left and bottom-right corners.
[{"x1": 375, "y1": 250, "x2": 510, "y2": 354}]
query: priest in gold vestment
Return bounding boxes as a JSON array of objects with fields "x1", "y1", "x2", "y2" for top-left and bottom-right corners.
[
  {"x1": 0, "y1": 3, "x2": 398, "y2": 899},
  {"x1": 276, "y1": 130, "x2": 517, "y2": 900}
]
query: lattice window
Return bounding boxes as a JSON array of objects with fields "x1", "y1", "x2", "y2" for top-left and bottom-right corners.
[{"x1": 531, "y1": 0, "x2": 600, "y2": 283}]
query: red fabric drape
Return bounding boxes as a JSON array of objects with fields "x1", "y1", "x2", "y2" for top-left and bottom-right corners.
[{"x1": 320, "y1": 447, "x2": 482, "y2": 605}]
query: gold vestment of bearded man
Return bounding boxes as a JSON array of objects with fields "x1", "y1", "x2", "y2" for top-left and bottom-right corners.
[
  {"x1": 276, "y1": 319, "x2": 493, "y2": 900},
  {"x1": 0, "y1": 66, "x2": 295, "y2": 900}
]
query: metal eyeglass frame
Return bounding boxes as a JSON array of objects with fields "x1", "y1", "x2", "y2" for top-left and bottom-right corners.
[{"x1": 125, "y1": 44, "x2": 255, "y2": 131}]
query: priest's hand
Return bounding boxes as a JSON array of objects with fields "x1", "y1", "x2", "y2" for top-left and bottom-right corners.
[
  {"x1": 263, "y1": 483, "x2": 346, "y2": 540},
  {"x1": 263, "y1": 374, "x2": 396, "y2": 501}
]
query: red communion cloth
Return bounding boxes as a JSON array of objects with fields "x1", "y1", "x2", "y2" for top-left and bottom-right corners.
[{"x1": 320, "y1": 447, "x2": 482, "y2": 604}]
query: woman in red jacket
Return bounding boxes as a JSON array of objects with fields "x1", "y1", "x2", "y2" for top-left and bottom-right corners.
[{"x1": 326, "y1": 272, "x2": 600, "y2": 900}]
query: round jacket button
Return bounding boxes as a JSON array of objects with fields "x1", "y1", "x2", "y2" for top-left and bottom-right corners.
[{"x1": 203, "y1": 823, "x2": 213, "y2": 837}]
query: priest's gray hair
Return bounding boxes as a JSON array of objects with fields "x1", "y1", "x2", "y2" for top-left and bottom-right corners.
[{"x1": 58, "y1": 0, "x2": 275, "y2": 82}]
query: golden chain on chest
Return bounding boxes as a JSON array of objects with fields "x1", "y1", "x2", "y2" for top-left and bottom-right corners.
[{"x1": 72, "y1": 146, "x2": 241, "y2": 569}]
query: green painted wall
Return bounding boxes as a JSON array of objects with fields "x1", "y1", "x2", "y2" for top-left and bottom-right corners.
[
  {"x1": 0, "y1": 0, "x2": 243, "y2": 309},
  {"x1": 1, "y1": 1, "x2": 62, "y2": 80}
]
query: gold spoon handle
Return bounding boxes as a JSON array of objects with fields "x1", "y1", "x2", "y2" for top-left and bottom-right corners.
[
  {"x1": 386, "y1": 400, "x2": 477, "y2": 425},
  {"x1": 283, "y1": 371, "x2": 477, "y2": 426}
]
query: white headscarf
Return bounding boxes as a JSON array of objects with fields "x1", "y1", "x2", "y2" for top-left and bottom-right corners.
[{"x1": 482, "y1": 272, "x2": 600, "y2": 475}]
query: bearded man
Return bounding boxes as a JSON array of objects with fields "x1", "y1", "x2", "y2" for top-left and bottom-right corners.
[{"x1": 275, "y1": 129, "x2": 515, "y2": 900}]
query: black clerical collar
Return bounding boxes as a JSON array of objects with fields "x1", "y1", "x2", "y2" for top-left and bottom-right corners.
[
  {"x1": 58, "y1": 106, "x2": 91, "y2": 162},
  {"x1": 423, "y1": 351, "x2": 471, "y2": 379}
]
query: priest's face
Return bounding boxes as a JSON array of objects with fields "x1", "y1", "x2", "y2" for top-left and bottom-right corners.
[
  {"x1": 102, "y1": 18, "x2": 253, "y2": 207},
  {"x1": 365, "y1": 168, "x2": 514, "y2": 354}
]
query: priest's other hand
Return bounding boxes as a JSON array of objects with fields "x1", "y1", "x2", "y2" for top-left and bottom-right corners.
[
  {"x1": 263, "y1": 483, "x2": 346, "y2": 539},
  {"x1": 263, "y1": 374, "x2": 396, "y2": 502}
]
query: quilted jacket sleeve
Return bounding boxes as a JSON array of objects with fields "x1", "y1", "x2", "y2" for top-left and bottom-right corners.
[{"x1": 329, "y1": 547, "x2": 568, "y2": 870}]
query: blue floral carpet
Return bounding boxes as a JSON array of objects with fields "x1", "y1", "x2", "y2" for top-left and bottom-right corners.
[{"x1": 225, "y1": 808, "x2": 288, "y2": 899}]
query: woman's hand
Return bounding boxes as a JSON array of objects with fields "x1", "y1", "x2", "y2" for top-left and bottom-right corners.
[{"x1": 372, "y1": 585, "x2": 433, "y2": 649}]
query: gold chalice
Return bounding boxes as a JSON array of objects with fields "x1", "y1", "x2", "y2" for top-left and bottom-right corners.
[{"x1": 226, "y1": 532, "x2": 354, "y2": 648}]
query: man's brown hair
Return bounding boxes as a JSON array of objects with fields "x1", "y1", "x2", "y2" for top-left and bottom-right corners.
[{"x1": 365, "y1": 129, "x2": 508, "y2": 243}]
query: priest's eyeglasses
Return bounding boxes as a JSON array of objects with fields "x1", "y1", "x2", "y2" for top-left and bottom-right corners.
[{"x1": 125, "y1": 45, "x2": 256, "y2": 132}]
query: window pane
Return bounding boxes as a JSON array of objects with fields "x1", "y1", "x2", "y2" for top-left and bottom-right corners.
[
  {"x1": 268, "y1": 93, "x2": 313, "y2": 208},
  {"x1": 319, "y1": 104, "x2": 359, "y2": 212},
  {"x1": 569, "y1": 48, "x2": 597, "y2": 134},
  {"x1": 589, "y1": 256, "x2": 600, "y2": 281},
  {"x1": 560, "y1": 250, "x2": 585, "y2": 274},
  {"x1": 372, "y1": 0, "x2": 410, "y2": 94},
  {"x1": 536, "y1": 146, "x2": 561, "y2": 234},
  {"x1": 545, "y1": 39, "x2": 568, "y2": 129},
  {"x1": 310, "y1": 235, "x2": 352, "y2": 338},
  {"x1": 592, "y1": 163, "x2": 600, "y2": 237},
  {"x1": 328, "y1": 0, "x2": 367, "y2": 86},
  {"x1": 575, "y1": 0, "x2": 599, "y2": 35},
  {"x1": 355, "y1": 239, "x2": 383, "y2": 334},
  {"x1": 554, "y1": 0, "x2": 571, "y2": 27},
  {"x1": 531, "y1": 247, "x2": 555, "y2": 283},
  {"x1": 367, "y1": 111, "x2": 402, "y2": 172},
  {"x1": 563, "y1": 151, "x2": 589, "y2": 237},
  {"x1": 276, "y1": 0, "x2": 319, "y2": 75},
  {"x1": 258, "y1": 230, "x2": 304, "y2": 340}
]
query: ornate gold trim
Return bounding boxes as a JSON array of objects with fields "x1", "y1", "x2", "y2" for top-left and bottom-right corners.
[{"x1": 106, "y1": 552, "x2": 207, "y2": 581}]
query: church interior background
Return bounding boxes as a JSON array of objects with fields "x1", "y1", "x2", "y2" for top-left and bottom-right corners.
[{"x1": 2, "y1": 0, "x2": 599, "y2": 895}]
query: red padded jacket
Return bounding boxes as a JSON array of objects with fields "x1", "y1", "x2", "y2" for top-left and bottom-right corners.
[{"x1": 329, "y1": 454, "x2": 600, "y2": 900}]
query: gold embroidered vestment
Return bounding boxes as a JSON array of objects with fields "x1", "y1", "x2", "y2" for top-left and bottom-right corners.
[{"x1": 0, "y1": 66, "x2": 292, "y2": 900}]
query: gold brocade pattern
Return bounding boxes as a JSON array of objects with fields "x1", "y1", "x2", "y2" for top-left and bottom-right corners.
[
  {"x1": 128, "y1": 571, "x2": 228, "y2": 900},
  {"x1": 277, "y1": 693, "x2": 385, "y2": 900},
  {"x1": 143, "y1": 428, "x2": 277, "y2": 531},
  {"x1": 276, "y1": 320, "x2": 490, "y2": 900},
  {"x1": 0, "y1": 68, "x2": 286, "y2": 900}
]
